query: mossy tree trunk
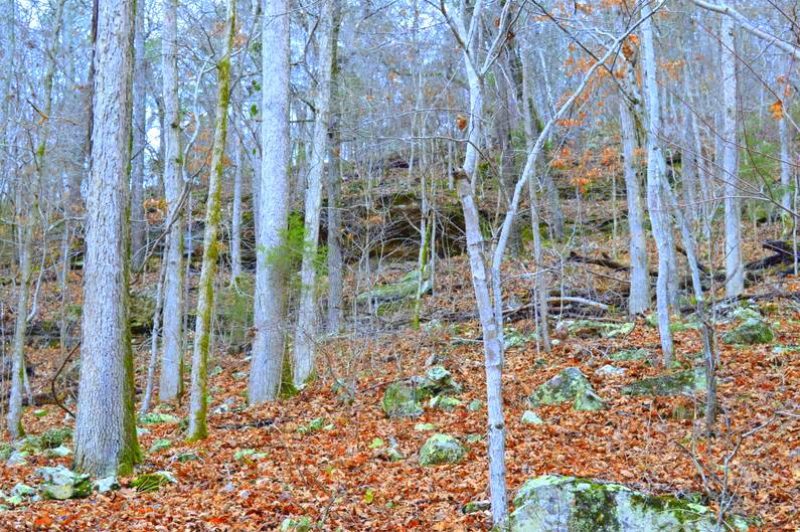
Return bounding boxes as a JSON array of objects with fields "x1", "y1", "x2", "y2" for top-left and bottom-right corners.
[
  {"x1": 74, "y1": 0, "x2": 142, "y2": 477},
  {"x1": 187, "y1": 0, "x2": 235, "y2": 441}
]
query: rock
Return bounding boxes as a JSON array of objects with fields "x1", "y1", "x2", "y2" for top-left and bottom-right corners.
[
  {"x1": 622, "y1": 367, "x2": 707, "y2": 397},
  {"x1": 10, "y1": 484, "x2": 36, "y2": 498},
  {"x1": 280, "y1": 516, "x2": 314, "y2": 532},
  {"x1": 467, "y1": 399, "x2": 483, "y2": 412},
  {"x1": 414, "y1": 422, "x2": 437, "y2": 431},
  {"x1": 521, "y1": 411, "x2": 544, "y2": 425},
  {"x1": 417, "y1": 365, "x2": 463, "y2": 396},
  {"x1": 503, "y1": 475, "x2": 749, "y2": 531},
  {"x1": 529, "y1": 368, "x2": 606, "y2": 411},
  {"x1": 462, "y1": 500, "x2": 491, "y2": 514},
  {"x1": 6, "y1": 451, "x2": 28, "y2": 466},
  {"x1": 213, "y1": 397, "x2": 237, "y2": 415},
  {"x1": 419, "y1": 434, "x2": 466, "y2": 466},
  {"x1": 129, "y1": 288, "x2": 156, "y2": 333},
  {"x1": 234, "y1": 448, "x2": 267, "y2": 462},
  {"x1": 177, "y1": 452, "x2": 201, "y2": 463},
  {"x1": 93, "y1": 476, "x2": 120, "y2": 493},
  {"x1": 722, "y1": 311, "x2": 774, "y2": 345},
  {"x1": 609, "y1": 349, "x2": 651, "y2": 363},
  {"x1": 595, "y1": 364, "x2": 627, "y2": 377},
  {"x1": 429, "y1": 395, "x2": 462, "y2": 411},
  {"x1": 382, "y1": 382, "x2": 424, "y2": 418},
  {"x1": 356, "y1": 269, "x2": 431, "y2": 305},
  {"x1": 37, "y1": 465, "x2": 91, "y2": 500},
  {"x1": 45, "y1": 445, "x2": 72, "y2": 458},
  {"x1": 0, "y1": 443, "x2": 12, "y2": 461},
  {"x1": 556, "y1": 320, "x2": 634, "y2": 339}
]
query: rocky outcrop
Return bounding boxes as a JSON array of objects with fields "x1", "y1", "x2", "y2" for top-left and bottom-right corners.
[{"x1": 529, "y1": 368, "x2": 606, "y2": 411}]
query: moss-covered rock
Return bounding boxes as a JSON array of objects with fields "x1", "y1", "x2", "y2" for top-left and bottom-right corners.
[
  {"x1": 429, "y1": 395, "x2": 462, "y2": 411},
  {"x1": 382, "y1": 382, "x2": 424, "y2": 417},
  {"x1": 622, "y1": 368, "x2": 707, "y2": 397},
  {"x1": 529, "y1": 368, "x2": 606, "y2": 411},
  {"x1": 36, "y1": 466, "x2": 91, "y2": 500},
  {"x1": 416, "y1": 365, "x2": 463, "y2": 396},
  {"x1": 129, "y1": 288, "x2": 156, "y2": 333},
  {"x1": 609, "y1": 349, "x2": 651, "y2": 363},
  {"x1": 722, "y1": 315, "x2": 774, "y2": 345},
  {"x1": 556, "y1": 320, "x2": 634, "y2": 339},
  {"x1": 356, "y1": 269, "x2": 431, "y2": 305},
  {"x1": 504, "y1": 475, "x2": 749, "y2": 531},
  {"x1": 419, "y1": 434, "x2": 466, "y2": 466}
]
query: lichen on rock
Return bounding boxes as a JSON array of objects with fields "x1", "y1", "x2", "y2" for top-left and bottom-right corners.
[
  {"x1": 622, "y1": 367, "x2": 707, "y2": 397},
  {"x1": 503, "y1": 475, "x2": 749, "y2": 531},
  {"x1": 418, "y1": 434, "x2": 465, "y2": 466},
  {"x1": 529, "y1": 367, "x2": 606, "y2": 411}
]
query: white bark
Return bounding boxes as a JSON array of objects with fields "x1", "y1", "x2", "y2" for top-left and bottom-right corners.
[
  {"x1": 74, "y1": 0, "x2": 141, "y2": 476},
  {"x1": 131, "y1": 0, "x2": 147, "y2": 270},
  {"x1": 619, "y1": 99, "x2": 650, "y2": 315},
  {"x1": 230, "y1": 134, "x2": 243, "y2": 282},
  {"x1": 160, "y1": 0, "x2": 185, "y2": 402},
  {"x1": 641, "y1": 2, "x2": 675, "y2": 363},
  {"x1": 293, "y1": 0, "x2": 338, "y2": 386},
  {"x1": 248, "y1": 0, "x2": 291, "y2": 404},
  {"x1": 780, "y1": 112, "x2": 792, "y2": 214},
  {"x1": 6, "y1": 219, "x2": 32, "y2": 439},
  {"x1": 721, "y1": 15, "x2": 743, "y2": 297}
]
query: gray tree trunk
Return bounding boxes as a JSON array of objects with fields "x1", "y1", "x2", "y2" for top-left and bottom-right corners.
[
  {"x1": 131, "y1": 0, "x2": 147, "y2": 270},
  {"x1": 74, "y1": 0, "x2": 142, "y2": 477},
  {"x1": 230, "y1": 134, "x2": 243, "y2": 282},
  {"x1": 248, "y1": 0, "x2": 291, "y2": 404},
  {"x1": 293, "y1": 0, "x2": 338, "y2": 386},
  {"x1": 619, "y1": 98, "x2": 650, "y2": 316},
  {"x1": 641, "y1": 3, "x2": 675, "y2": 364},
  {"x1": 159, "y1": 0, "x2": 185, "y2": 402},
  {"x1": 721, "y1": 15, "x2": 743, "y2": 297}
]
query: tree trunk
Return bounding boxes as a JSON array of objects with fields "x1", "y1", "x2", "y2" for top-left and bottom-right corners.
[
  {"x1": 131, "y1": 0, "x2": 147, "y2": 270},
  {"x1": 326, "y1": 8, "x2": 344, "y2": 335},
  {"x1": 293, "y1": 0, "x2": 339, "y2": 386},
  {"x1": 721, "y1": 15, "x2": 743, "y2": 297},
  {"x1": 74, "y1": 0, "x2": 142, "y2": 477},
  {"x1": 188, "y1": 0, "x2": 234, "y2": 441},
  {"x1": 230, "y1": 134, "x2": 243, "y2": 282},
  {"x1": 159, "y1": 0, "x2": 185, "y2": 402},
  {"x1": 248, "y1": 0, "x2": 291, "y2": 404},
  {"x1": 641, "y1": 3, "x2": 675, "y2": 364},
  {"x1": 6, "y1": 218, "x2": 32, "y2": 439},
  {"x1": 619, "y1": 98, "x2": 650, "y2": 315}
]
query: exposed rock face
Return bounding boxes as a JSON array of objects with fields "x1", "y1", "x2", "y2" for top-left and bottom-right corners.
[
  {"x1": 418, "y1": 434, "x2": 466, "y2": 466},
  {"x1": 722, "y1": 309, "x2": 774, "y2": 345},
  {"x1": 622, "y1": 368, "x2": 706, "y2": 397},
  {"x1": 529, "y1": 368, "x2": 606, "y2": 411},
  {"x1": 503, "y1": 475, "x2": 749, "y2": 531},
  {"x1": 382, "y1": 366, "x2": 463, "y2": 418},
  {"x1": 36, "y1": 466, "x2": 91, "y2": 500}
]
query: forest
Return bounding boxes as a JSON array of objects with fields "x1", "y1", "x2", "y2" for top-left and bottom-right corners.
[{"x1": 0, "y1": 0, "x2": 799, "y2": 529}]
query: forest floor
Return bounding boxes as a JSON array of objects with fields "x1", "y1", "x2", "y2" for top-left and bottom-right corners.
[{"x1": 1, "y1": 201, "x2": 800, "y2": 530}]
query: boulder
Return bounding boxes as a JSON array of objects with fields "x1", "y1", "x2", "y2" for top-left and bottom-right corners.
[
  {"x1": 503, "y1": 475, "x2": 748, "y2": 531},
  {"x1": 36, "y1": 465, "x2": 91, "y2": 500},
  {"x1": 595, "y1": 365, "x2": 627, "y2": 377},
  {"x1": 529, "y1": 368, "x2": 606, "y2": 411},
  {"x1": 382, "y1": 382, "x2": 424, "y2": 418},
  {"x1": 521, "y1": 411, "x2": 544, "y2": 425},
  {"x1": 556, "y1": 320, "x2": 634, "y2": 339},
  {"x1": 382, "y1": 366, "x2": 462, "y2": 418},
  {"x1": 722, "y1": 313, "x2": 774, "y2": 345},
  {"x1": 622, "y1": 368, "x2": 707, "y2": 397},
  {"x1": 416, "y1": 365, "x2": 463, "y2": 396},
  {"x1": 608, "y1": 349, "x2": 651, "y2": 363},
  {"x1": 419, "y1": 434, "x2": 466, "y2": 466},
  {"x1": 356, "y1": 269, "x2": 431, "y2": 306}
]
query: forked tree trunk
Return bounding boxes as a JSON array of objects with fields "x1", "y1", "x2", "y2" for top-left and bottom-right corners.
[
  {"x1": 641, "y1": 3, "x2": 675, "y2": 364},
  {"x1": 249, "y1": 0, "x2": 291, "y2": 404},
  {"x1": 293, "y1": 0, "x2": 339, "y2": 386},
  {"x1": 74, "y1": 0, "x2": 141, "y2": 477},
  {"x1": 160, "y1": 0, "x2": 185, "y2": 402},
  {"x1": 187, "y1": 0, "x2": 234, "y2": 441}
]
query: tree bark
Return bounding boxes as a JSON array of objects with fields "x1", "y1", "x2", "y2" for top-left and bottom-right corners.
[
  {"x1": 293, "y1": 0, "x2": 339, "y2": 386},
  {"x1": 188, "y1": 0, "x2": 234, "y2": 441},
  {"x1": 159, "y1": 0, "x2": 185, "y2": 402},
  {"x1": 131, "y1": 0, "x2": 147, "y2": 270},
  {"x1": 74, "y1": 0, "x2": 142, "y2": 477},
  {"x1": 721, "y1": 15, "x2": 743, "y2": 297},
  {"x1": 249, "y1": 0, "x2": 291, "y2": 404}
]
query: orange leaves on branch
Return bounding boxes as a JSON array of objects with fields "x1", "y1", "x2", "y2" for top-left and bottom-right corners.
[
  {"x1": 770, "y1": 100, "x2": 784, "y2": 120},
  {"x1": 455, "y1": 115, "x2": 468, "y2": 131}
]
